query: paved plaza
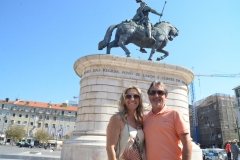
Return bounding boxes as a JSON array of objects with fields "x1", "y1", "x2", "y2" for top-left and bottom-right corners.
[{"x1": 0, "y1": 145, "x2": 60, "y2": 160}]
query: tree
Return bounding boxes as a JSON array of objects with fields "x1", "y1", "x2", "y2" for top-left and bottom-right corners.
[
  {"x1": 34, "y1": 130, "x2": 52, "y2": 143},
  {"x1": 5, "y1": 125, "x2": 26, "y2": 143}
]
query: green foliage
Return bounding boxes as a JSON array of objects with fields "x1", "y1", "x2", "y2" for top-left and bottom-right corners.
[
  {"x1": 34, "y1": 130, "x2": 52, "y2": 143},
  {"x1": 5, "y1": 125, "x2": 26, "y2": 142}
]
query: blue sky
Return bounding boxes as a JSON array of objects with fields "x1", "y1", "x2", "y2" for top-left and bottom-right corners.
[{"x1": 0, "y1": 0, "x2": 239, "y2": 104}]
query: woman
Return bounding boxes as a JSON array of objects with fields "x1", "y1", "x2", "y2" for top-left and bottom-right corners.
[
  {"x1": 225, "y1": 140, "x2": 231, "y2": 160},
  {"x1": 106, "y1": 86, "x2": 145, "y2": 160}
]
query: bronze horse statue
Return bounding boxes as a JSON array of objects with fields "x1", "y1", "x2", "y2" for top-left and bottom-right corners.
[{"x1": 98, "y1": 21, "x2": 178, "y2": 61}]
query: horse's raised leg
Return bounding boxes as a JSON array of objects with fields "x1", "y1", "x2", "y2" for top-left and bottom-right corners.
[
  {"x1": 148, "y1": 41, "x2": 162, "y2": 61},
  {"x1": 156, "y1": 49, "x2": 169, "y2": 61}
]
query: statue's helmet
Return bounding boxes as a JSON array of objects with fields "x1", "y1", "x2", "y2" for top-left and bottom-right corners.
[{"x1": 136, "y1": 0, "x2": 142, "y2": 3}]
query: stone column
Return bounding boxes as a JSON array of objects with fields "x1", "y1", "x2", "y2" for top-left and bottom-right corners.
[{"x1": 61, "y1": 54, "x2": 201, "y2": 160}]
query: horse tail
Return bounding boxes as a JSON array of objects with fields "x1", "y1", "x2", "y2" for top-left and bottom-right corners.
[{"x1": 98, "y1": 24, "x2": 118, "y2": 50}]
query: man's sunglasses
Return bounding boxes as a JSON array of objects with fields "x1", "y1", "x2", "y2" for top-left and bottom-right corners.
[
  {"x1": 125, "y1": 94, "x2": 140, "y2": 99},
  {"x1": 148, "y1": 90, "x2": 165, "y2": 96}
]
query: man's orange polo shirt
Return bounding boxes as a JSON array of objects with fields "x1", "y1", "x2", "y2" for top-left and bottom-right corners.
[{"x1": 143, "y1": 105, "x2": 189, "y2": 160}]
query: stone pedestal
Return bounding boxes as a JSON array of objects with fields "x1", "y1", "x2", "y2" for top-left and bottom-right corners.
[{"x1": 61, "y1": 54, "x2": 202, "y2": 160}]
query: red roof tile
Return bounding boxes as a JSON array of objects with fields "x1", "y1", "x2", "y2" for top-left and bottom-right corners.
[{"x1": 0, "y1": 100, "x2": 77, "y2": 111}]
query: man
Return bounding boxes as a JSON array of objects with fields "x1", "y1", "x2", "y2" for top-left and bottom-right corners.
[
  {"x1": 225, "y1": 140, "x2": 231, "y2": 160},
  {"x1": 143, "y1": 80, "x2": 192, "y2": 160},
  {"x1": 231, "y1": 139, "x2": 239, "y2": 160},
  {"x1": 132, "y1": 0, "x2": 162, "y2": 41}
]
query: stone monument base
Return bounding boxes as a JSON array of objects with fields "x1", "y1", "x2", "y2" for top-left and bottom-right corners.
[
  {"x1": 61, "y1": 54, "x2": 202, "y2": 160},
  {"x1": 61, "y1": 135, "x2": 107, "y2": 160}
]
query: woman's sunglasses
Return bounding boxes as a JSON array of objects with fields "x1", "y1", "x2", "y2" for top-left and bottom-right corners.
[
  {"x1": 125, "y1": 94, "x2": 140, "y2": 99},
  {"x1": 148, "y1": 90, "x2": 165, "y2": 96}
]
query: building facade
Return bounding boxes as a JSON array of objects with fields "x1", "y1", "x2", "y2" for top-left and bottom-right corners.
[
  {"x1": 190, "y1": 93, "x2": 238, "y2": 148},
  {"x1": 0, "y1": 98, "x2": 77, "y2": 142},
  {"x1": 233, "y1": 85, "x2": 240, "y2": 139},
  {"x1": 233, "y1": 85, "x2": 240, "y2": 107}
]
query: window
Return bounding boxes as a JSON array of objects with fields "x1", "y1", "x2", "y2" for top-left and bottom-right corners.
[
  {"x1": 25, "y1": 114, "x2": 28, "y2": 118},
  {"x1": 17, "y1": 121, "x2": 21, "y2": 124},
  {"x1": 38, "y1": 123, "x2": 41, "y2": 128},
  {"x1": 46, "y1": 115, "x2": 49, "y2": 120},
  {"x1": 73, "y1": 126, "x2": 76, "y2": 131},
  {"x1": 6, "y1": 112, "x2": 9, "y2": 116},
  {"x1": 60, "y1": 124, "x2": 63, "y2": 129},
  {"x1": 66, "y1": 125, "x2": 70, "y2": 130},
  {"x1": 68, "y1": 111, "x2": 71, "y2": 116},
  {"x1": 60, "y1": 117, "x2": 64, "y2": 121},
  {"x1": 4, "y1": 119, "x2": 8, "y2": 123},
  {"x1": 61, "y1": 111, "x2": 64, "y2": 116},
  {"x1": 67, "y1": 118, "x2": 70, "y2": 122},
  {"x1": 13, "y1": 113, "x2": 16, "y2": 117},
  {"x1": 45, "y1": 123, "x2": 48, "y2": 128},
  {"x1": 52, "y1": 124, "x2": 56, "y2": 128},
  {"x1": 30, "y1": 122, "x2": 34, "y2": 126},
  {"x1": 53, "y1": 117, "x2": 57, "y2": 121},
  {"x1": 19, "y1": 114, "x2": 22, "y2": 117},
  {"x1": 11, "y1": 120, "x2": 14, "y2": 124},
  {"x1": 0, "y1": 111, "x2": 2, "y2": 115},
  {"x1": 32, "y1": 115, "x2": 35, "y2": 119},
  {"x1": 23, "y1": 121, "x2": 27, "y2": 125},
  {"x1": 39, "y1": 115, "x2": 42, "y2": 119}
]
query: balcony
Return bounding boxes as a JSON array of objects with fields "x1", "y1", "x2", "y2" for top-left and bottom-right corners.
[
  {"x1": 12, "y1": 106, "x2": 18, "y2": 111},
  {"x1": 38, "y1": 109, "x2": 45, "y2": 114},
  {"x1": 25, "y1": 107, "x2": 31, "y2": 112},
  {"x1": 46, "y1": 109, "x2": 51, "y2": 114}
]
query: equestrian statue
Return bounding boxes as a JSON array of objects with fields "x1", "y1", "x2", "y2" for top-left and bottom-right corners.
[{"x1": 98, "y1": 0, "x2": 178, "y2": 61}]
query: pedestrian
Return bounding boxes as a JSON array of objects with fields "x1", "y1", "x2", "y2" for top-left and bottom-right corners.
[
  {"x1": 106, "y1": 86, "x2": 145, "y2": 160},
  {"x1": 225, "y1": 140, "x2": 232, "y2": 160},
  {"x1": 231, "y1": 139, "x2": 239, "y2": 160},
  {"x1": 143, "y1": 80, "x2": 192, "y2": 160}
]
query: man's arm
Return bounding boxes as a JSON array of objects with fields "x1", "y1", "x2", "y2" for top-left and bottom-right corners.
[
  {"x1": 179, "y1": 133, "x2": 192, "y2": 160},
  {"x1": 150, "y1": 9, "x2": 162, "y2": 16},
  {"x1": 144, "y1": 6, "x2": 162, "y2": 16}
]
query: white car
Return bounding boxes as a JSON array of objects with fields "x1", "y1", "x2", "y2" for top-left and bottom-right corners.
[{"x1": 218, "y1": 151, "x2": 227, "y2": 160}]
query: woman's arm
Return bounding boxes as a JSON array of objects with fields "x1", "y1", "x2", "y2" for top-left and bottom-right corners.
[{"x1": 106, "y1": 114, "x2": 122, "y2": 160}]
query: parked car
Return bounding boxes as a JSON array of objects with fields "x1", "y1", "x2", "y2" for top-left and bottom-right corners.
[
  {"x1": 38, "y1": 144, "x2": 43, "y2": 148},
  {"x1": 202, "y1": 149, "x2": 207, "y2": 160},
  {"x1": 18, "y1": 142, "x2": 33, "y2": 148},
  {"x1": 16, "y1": 142, "x2": 24, "y2": 146},
  {"x1": 218, "y1": 151, "x2": 227, "y2": 160},
  {"x1": 205, "y1": 152, "x2": 214, "y2": 160}
]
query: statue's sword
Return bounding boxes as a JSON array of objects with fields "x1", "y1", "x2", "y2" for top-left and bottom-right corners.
[{"x1": 159, "y1": 1, "x2": 167, "y2": 22}]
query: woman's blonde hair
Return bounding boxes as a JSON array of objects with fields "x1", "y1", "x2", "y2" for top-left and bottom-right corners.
[{"x1": 118, "y1": 86, "x2": 144, "y2": 127}]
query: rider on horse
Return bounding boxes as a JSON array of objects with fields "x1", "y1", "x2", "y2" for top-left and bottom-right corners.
[{"x1": 132, "y1": 0, "x2": 162, "y2": 41}]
